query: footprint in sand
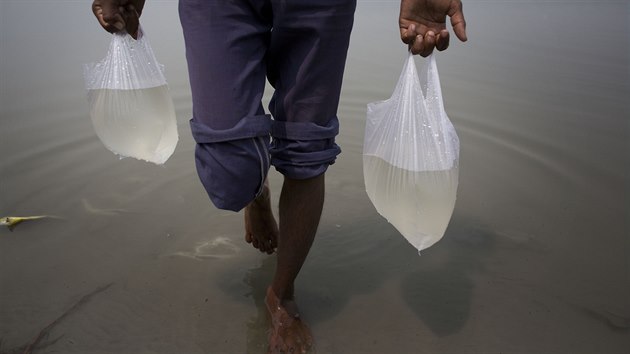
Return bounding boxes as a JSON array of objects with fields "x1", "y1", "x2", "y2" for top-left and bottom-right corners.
[{"x1": 169, "y1": 236, "x2": 241, "y2": 260}]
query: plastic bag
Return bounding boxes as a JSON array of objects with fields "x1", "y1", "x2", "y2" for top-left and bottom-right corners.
[
  {"x1": 363, "y1": 52, "x2": 460, "y2": 252},
  {"x1": 84, "y1": 29, "x2": 178, "y2": 164}
]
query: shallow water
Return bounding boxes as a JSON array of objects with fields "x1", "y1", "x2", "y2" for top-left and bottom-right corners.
[{"x1": 1, "y1": 1, "x2": 628, "y2": 353}]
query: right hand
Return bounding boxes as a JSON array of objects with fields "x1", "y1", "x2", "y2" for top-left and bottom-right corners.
[
  {"x1": 399, "y1": 0, "x2": 467, "y2": 56},
  {"x1": 92, "y1": 0, "x2": 145, "y2": 39}
]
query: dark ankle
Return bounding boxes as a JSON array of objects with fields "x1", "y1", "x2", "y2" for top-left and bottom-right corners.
[
  {"x1": 271, "y1": 283, "x2": 295, "y2": 302},
  {"x1": 252, "y1": 182, "x2": 271, "y2": 206}
]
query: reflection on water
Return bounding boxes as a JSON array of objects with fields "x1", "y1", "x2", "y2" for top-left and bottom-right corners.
[
  {"x1": 1, "y1": 1, "x2": 628, "y2": 353},
  {"x1": 400, "y1": 219, "x2": 492, "y2": 337},
  {"x1": 242, "y1": 258, "x2": 275, "y2": 354}
]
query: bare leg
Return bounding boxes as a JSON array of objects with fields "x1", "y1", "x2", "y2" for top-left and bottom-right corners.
[
  {"x1": 244, "y1": 179, "x2": 279, "y2": 254},
  {"x1": 265, "y1": 174, "x2": 324, "y2": 353}
]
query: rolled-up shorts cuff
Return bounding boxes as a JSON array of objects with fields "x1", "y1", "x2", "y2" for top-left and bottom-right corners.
[
  {"x1": 270, "y1": 117, "x2": 341, "y2": 180},
  {"x1": 191, "y1": 115, "x2": 272, "y2": 212}
]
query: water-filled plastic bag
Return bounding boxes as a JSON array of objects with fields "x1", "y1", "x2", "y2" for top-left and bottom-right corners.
[
  {"x1": 363, "y1": 52, "x2": 460, "y2": 252},
  {"x1": 84, "y1": 29, "x2": 178, "y2": 164}
]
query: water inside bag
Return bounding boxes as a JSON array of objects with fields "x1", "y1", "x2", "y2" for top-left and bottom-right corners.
[
  {"x1": 363, "y1": 155, "x2": 458, "y2": 251},
  {"x1": 87, "y1": 85, "x2": 178, "y2": 164}
]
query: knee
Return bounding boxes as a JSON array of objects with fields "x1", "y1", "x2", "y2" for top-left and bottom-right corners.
[
  {"x1": 191, "y1": 116, "x2": 271, "y2": 211},
  {"x1": 270, "y1": 117, "x2": 341, "y2": 180}
]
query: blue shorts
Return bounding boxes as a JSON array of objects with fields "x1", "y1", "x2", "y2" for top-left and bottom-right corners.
[{"x1": 179, "y1": 0, "x2": 356, "y2": 211}]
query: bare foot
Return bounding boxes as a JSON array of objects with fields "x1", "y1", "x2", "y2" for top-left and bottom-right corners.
[
  {"x1": 244, "y1": 181, "x2": 279, "y2": 254},
  {"x1": 265, "y1": 286, "x2": 313, "y2": 354}
]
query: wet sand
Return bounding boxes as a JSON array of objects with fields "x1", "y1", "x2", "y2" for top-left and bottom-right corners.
[{"x1": 1, "y1": 1, "x2": 629, "y2": 353}]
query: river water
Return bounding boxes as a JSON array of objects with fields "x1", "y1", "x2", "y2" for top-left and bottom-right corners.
[{"x1": 1, "y1": 1, "x2": 628, "y2": 353}]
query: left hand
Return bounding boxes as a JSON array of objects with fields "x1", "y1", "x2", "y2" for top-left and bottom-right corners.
[{"x1": 92, "y1": 0, "x2": 145, "y2": 39}]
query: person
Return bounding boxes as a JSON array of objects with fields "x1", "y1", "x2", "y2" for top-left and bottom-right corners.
[{"x1": 91, "y1": 0, "x2": 466, "y2": 352}]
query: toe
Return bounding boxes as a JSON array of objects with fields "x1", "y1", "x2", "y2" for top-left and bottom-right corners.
[
  {"x1": 264, "y1": 238, "x2": 275, "y2": 254},
  {"x1": 270, "y1": 234, "x2": 278, "y2": 249},
  {"x1": 259, "y1": 238, "x2": 270, "y2": 253}
]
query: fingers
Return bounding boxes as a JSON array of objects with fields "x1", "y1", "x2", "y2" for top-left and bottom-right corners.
[
  {"x1": 92, "y1": 1, "x2": 124, "y2": 33},
  {"x1": 92, "y1": 0, "x2": 140, "y2": 39},
  {"x1": 132, "y1": 0, "x2": 146, "y2": 17},
  {"x1": 419, "y1": 31, "x2": 436, "y2": 57},
  {"x1": 401, "y1": 25, "x2": 441, "y2": 57},
  {"x1": 400, "y1": 23, "x2": 417, "y2": 45},
  {"x1": 449, "y1": 0, "x2": 468, "y2": 42},
  {"x1": 402, "y1": 24, "x2": 429, "y2": 56},
  {"x1": 436, "y1": 29, "x2": 450, "y2": 52},
  {"x1": 124, "y1": 4, "x2": 140, "y2": 39}
]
